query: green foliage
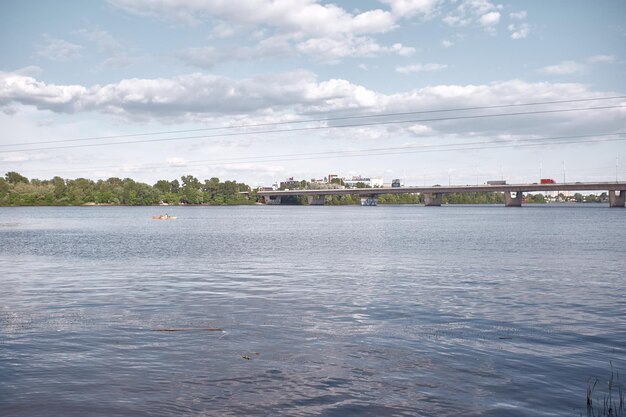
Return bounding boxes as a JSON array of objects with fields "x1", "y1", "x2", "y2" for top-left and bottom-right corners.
[
  {"x1": 526, "y1": 193, "x2": 546, "y2": 204},
  {"x1": 326, "y1": 194, "x2": 358, "y2": 205},
  {"x1": 0, "y1": 171, "x2": 257, "y2": 206},
  {"x1": 442, "y1": 192, "x2": 505, "y2": 204},
  {"x1": 584, "y1": 193, "x2": 608, "y2": 203},
  {"x1": 377, "y1": 193, "x2": 422, "y2": 204},
  {"x1": 5, "y1": 171, "x2": 29, "y2": 184}
]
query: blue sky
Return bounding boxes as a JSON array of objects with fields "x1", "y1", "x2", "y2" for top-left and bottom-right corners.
[{"x1": 1, "y1": 0, "x2": 624, "y2": 186}]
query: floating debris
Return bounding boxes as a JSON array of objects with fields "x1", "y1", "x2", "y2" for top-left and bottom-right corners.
[{"x1": 241, "y1": 352, "x2": 260, "y2": 360}]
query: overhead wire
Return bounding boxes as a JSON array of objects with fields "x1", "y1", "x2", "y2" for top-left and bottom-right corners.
[
  {"x1": 16, "y1": 132, "x2": 626, "y2": 176},
  {"x1": 1, "y1": 94, "x2": 624, "y2": 148},
  {"x1": 1, "y1": 104, "x2": 624, "y2": 154}
]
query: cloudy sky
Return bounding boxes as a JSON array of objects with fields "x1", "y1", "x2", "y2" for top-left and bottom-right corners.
[{"x1": 1, "y1": 0, "x2": 625, "y2": 186}]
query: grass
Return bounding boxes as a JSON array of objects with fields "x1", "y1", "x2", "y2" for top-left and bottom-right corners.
[{"x1": 587, "y1": 363, "x2": 625, "y2": 417}]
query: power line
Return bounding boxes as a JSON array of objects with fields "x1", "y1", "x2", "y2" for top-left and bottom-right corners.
[
  {"x1": 140, "y1": 137, "x2": 626, "y2": 168},
  {"x1": 1, "y1": 95, "x2": 624, "y2": 148},
  {"x1": 1, "y1": 104, "x2": 624, "y2": 154},
  {"x1": 16, "y1": 132, "x2": 625, "y2": 176},
  {"x1": 3, "y1": 95, "x2": 625, "y2": 148}
]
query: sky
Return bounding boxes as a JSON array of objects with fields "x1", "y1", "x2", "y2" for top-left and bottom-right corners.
[{"x1": 1, "y1": 0, "x2": 625, "y2": 187}]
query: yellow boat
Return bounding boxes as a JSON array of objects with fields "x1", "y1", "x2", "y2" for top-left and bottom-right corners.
[{"x1": 152, "y1": 215, "x2": 177, "y2": 220}]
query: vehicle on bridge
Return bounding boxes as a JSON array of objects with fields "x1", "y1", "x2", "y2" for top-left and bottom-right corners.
[{"x1": 540, "y1": 178, "x2": 556, "y2": 184}]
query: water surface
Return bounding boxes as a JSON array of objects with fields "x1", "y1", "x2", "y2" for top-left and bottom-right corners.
[{"x1": 1, "y1": 205, "x2": 625, "y2": 416}]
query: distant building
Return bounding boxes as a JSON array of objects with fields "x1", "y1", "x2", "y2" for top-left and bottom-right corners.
[
  {"x1": 279, "y1": 177, "x2": 300, "y2": 189},
  {"x1": 343, "y1": 175, "x2": 384, "y2": 188}
]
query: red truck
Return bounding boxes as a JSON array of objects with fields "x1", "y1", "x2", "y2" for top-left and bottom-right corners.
[{"x1": 540, "y1": 178, "x2": 556, "y2": 184}]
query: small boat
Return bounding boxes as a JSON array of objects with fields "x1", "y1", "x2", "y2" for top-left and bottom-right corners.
[{"x1": 152, "y1": 215, "x2": 177, "y2": 220}]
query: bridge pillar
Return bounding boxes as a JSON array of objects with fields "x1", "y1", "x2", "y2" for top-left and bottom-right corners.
[
  {"x1": 265, "y1": 196, "x2": 282, "y2": 205},
  {"x1": 504, "y1": 191, "x2": 523, "y2": 207},
  {"x1": 423, "y1": 193, "x2": 442, "y2": 206},
  {"x1": 609, "y1": 190, "x2": 626, "y2": 208},
  {"x1": 307, "y1": 195, "x2": 327, "y2": 205}
]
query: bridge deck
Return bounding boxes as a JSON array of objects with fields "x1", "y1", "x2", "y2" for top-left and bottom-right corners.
[{"x1": 257, "y1": 182, "x2": 626, "y2": 197}]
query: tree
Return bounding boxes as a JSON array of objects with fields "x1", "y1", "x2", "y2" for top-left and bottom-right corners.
[
  {"x1": 527, "y1": 193, "x2": 546, "y2": 204},
  {"x1": 153, "y1": 180, "x2": 171, "y2": 194},
  {"x1": 170, "y1": 179, "x2": 180, "y2": 194},
  {"x1": 180, "y1": 175, "x2": 203, "y2": 204},
  {"x1": 0, "y1": 178, "x2": 9, "y2": 195},
  {"x1": 5, "y1": 171, "x2": 29, "y2": 184}
]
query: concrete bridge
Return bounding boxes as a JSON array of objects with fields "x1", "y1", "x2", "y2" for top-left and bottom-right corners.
[{"x1": 257, "y1": 182, "x2": 626, "y2": 208}]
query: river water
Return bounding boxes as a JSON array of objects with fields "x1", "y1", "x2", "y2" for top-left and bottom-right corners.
[{"x1": 1, "y1": 205, "x2": 624, "y2": 416}]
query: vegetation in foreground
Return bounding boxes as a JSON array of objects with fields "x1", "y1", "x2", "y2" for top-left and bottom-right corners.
[{"x1": 587, "y1": 364, "x2": 624, "y2": 417}]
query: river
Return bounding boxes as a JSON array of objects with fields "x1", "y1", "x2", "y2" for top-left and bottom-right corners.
[{"x1": 1, "y1": 205, "x2": 624, "y2": 416}]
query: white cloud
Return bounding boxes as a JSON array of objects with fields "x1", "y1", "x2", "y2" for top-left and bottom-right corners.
[
  {"x1": 178, "y1": 43, "x2": 285, "y2": 68},
  {"x1": 443, "y1": 0, "x2": 502, "y2": 29},
  {"x1": 396, "y1": 63, "x2": 448, "y2": 73},
  {"x1": 77, "y1": 28, "x2": 123, "y2": 55},
  {"x1": 537, "y1": 55, "x2": 616, "y2": 77},
  {"x1": 109, "y1": 1, "x2": 423, "y2": 65},
  {"x1": 0, "y1": 71, "x2": 88, "y2": 113},
  {"x1": 509, "y1": 10, "x2": 527, "y2": 20},
  {"x1": 442, "y1": 39, "x2": 454, "y2": 48},
  {"x1": 108, "y1": 0, "x2": 396, "y2": 35},
  {"x1": 166, "y1": 157, "x2": 187, "y2": 166},
  {"x1": 479, "y1": 11, "x2": 500, "y2": 27},
  {"x1": 407, "y1": 124, "x2": 433, "y2": 135},
  {"x1": 508, "y1": 22, "x2": 529, "y2": 39},
  {"x1": 36, "y1": 34, "x2": 83, "y2": 61},
  {"x1": 75, "y1": 27, "x2": 137, "y2": 69},
  {"x1": 210, "y1": 22, "x2": 238, "y2": 39},
  {"x1": 588, "y1": 55, "x2": 615, "y2": 63},
  {"x1": 539, "y1": 61, "x2": 585, "y2": 75},
  {"x1": 379, "y1": 0, "x2": 442, "y2": 17},
  {"x1": 507, "y1": 9, "x2": 529, "y2": 39},
  {"x1": 390, "y1": 43, "x2": 416, "y2": 56},
  {"x1": 0, "y1": 152, "x2": 34, "y2": 162},
  {"x1": 181, "y1": 33, "x2": 415, "y2": 67},
  {"x1": 297, "y1": 36, "x2": 415, "y2": 60},
  {"x1": 13, "y1": 66, "x2": 44, "y2": 77},
  {"x1": 2, "y1": 70, "x2": 622, "y2": 143}
]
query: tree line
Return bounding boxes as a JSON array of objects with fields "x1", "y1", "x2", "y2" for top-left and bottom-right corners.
[
  {"x1": 0, "y1": 172, "x2": 254, "y2": 206},
  {"x1": 0, "y1": 171, "x2": 609, "y2": 206}
]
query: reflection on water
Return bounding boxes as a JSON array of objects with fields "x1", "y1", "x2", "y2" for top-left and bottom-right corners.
[{"x1": 1, "y1": 205, "x2": 625, "y2": 416}]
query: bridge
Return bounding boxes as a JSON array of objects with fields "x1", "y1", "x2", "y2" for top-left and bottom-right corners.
[{"x1": 257, "y1": 181, "x2": 626, "y2": 207}]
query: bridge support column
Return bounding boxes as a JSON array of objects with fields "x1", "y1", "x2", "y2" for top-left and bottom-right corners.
[
  {"x1": 609, "y1": 190, "x2": 626, "y2": 208},
  {"x1": 266, "y1": 196, "x2": 282, "y2": 205},
  {"x1": 307, "y1": 195, "x2": 327, "y2": 205},
  {"x1": 423, "y1": 193, "x2": 442, "y2": 206},
  {"x1": 504, "y1": 191, "x2": 523, "y2": 207}
]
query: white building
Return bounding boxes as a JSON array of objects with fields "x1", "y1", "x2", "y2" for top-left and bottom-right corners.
[{"x1": 343, "y1": 176, "x2": 384, "y2": 188}]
